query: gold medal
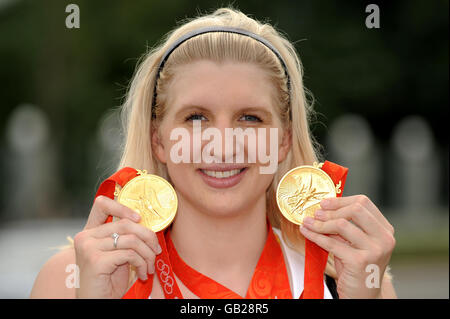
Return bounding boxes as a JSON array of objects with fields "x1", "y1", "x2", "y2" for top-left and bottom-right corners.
[
  {"x1": 276, "y1": 162, "x2": 341, "y2": 226},
  {"x1": 114, "y1": 169, "x2": 178, "y2": 232}
]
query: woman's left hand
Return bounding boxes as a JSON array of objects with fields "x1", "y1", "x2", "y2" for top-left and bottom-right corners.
[{"x1": 299, "y1": 194, "x2": 396, "y2": 299}]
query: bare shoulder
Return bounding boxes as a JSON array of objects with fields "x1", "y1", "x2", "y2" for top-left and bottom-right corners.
[{"x1": 30, "y1": 247, "x2": 77, "y2": 299}]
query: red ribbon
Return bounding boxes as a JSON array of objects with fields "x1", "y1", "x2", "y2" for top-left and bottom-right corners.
[{"x1": 301, "y1": 161, "x2": 348, "y2": 299}]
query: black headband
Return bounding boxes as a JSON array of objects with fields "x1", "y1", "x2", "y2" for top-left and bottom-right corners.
[{"x1": 151, "y1": 26, "x2": 291, "y2": 118}]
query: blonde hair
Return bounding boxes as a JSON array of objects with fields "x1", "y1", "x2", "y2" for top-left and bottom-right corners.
[{"x1": 117, "y1": 7, "x2": 341, "y2": 278}]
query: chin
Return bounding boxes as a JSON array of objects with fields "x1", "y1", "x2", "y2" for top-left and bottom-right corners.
[{"x1": 201, "y1": 202, "x2": 249, "y2": 218}]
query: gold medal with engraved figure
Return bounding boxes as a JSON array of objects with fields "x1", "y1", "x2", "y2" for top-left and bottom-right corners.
[
  {"x1": 276, "y1": 162, "x2": 341, "y2": 226},
  {"x1": 115, "y1": 170, "x2": 178, "y2": 232}
]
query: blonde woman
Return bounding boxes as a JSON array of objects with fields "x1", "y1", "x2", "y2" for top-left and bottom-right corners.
[{"x1": 30, "y1": 7, "x2": 397, "y2": 299}]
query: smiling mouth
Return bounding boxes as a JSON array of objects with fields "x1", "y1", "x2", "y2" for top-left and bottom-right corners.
[{"x1": 200, "y1": 168, "x2": 246, "y2": 179}]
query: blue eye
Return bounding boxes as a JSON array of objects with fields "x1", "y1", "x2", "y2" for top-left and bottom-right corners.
[
  {"x1": 240, "y1": 114, "x2": 262, "y2": 122},
  {"x1": 185, "y1": 113, "x2": 207, "y2": 121}
]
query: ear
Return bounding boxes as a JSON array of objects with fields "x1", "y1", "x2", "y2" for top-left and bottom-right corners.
[
  {"x1": 278, "y1": 128, "x2": 292, "y2": 163},
  {"x1": 151, "y1": 126, "x2": 167, "y2": 164}
]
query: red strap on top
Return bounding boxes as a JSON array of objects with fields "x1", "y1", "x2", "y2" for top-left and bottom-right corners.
[{"x1": 301, "y1": 160, "x2": 348, "y2": 299}]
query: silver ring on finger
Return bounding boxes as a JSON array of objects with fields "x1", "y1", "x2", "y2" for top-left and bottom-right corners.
[{"x1": 112, "y1": 232, "x2": 120, "y2": 249}]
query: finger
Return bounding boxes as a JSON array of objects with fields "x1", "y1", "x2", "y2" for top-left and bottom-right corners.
[
  {"x1": 320, "y1": 195, "x2": 394, "y2": 234},
  {"x1": 299, "y1": 225, "x2": 354, "y2": 260},
  {"x1": 314, "y1": 203, "x2": 388, "y2": 238},
  {"x1": 99, "y1": 249, "x2": 149, "y2": 281},
  {"x1": 328, "y1": 234, "x2": 351, "y2": 245},
  {"x1": 97, "y1": 234, "x2": 156, "y2": 274},
  {"x1": 90, "y1": 218, "x2": 162, "y2": 255},
  {"x1": 303, "y1": 217, "x2": 371, "y2": 249},
  {"x1": 85, "y1": 196, "x2": 141, "y2": 229}
]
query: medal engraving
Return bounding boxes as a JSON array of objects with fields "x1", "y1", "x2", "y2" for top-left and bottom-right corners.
[
  {"x1": 116, "y1": 170, "x2": 177, "y2": 232},
  {"x1": 276, "y1": 163, "x2": 337, "y2": 225}
]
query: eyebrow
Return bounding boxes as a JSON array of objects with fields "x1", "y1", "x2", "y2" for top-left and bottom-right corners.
[
  {"x1": 173, "y1": 105, "x2": 211, "y2": 120},
  {"x1": 174, "y1": 104, "x2": 274, "y2": 120}
]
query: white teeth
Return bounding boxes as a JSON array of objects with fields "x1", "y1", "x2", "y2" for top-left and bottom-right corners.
[{"x1": 202, "y1": 169, "x2": 242, "y2": 178}]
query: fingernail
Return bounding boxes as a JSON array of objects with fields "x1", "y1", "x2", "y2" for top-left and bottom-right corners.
[
  {"x1": 299, "y1": 225, "x2": 309, "y2": 233},
  {"x1": 157, "y1": 244, "x2": 162, "y2": 255},
  {"x1": 320, "y1": 198, "x2": 332, "y2": 209},
  {"x1": 303, "y1": 217, "x2": 314, "y2": 226},
  {"x1": 132, "y1": 213, "x2": 141, "y2": 222},
  {"x1": 142, "y1": 273, "x2": 148, "y2": 281},
  {"x1": 315, "y1": 209, "x2": 325, "y2": 218}
]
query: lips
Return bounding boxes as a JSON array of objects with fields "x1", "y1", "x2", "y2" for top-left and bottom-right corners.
[{"x1": 197, "y1": 165, "x2": 248, "y2": 189}]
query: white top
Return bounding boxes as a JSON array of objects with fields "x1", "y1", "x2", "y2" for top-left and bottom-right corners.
[{"x1": 272, "y1": 227, "x2": 333, "y2": 299}]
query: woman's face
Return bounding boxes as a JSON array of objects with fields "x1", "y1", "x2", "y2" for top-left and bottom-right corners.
[{"x1": 152, "y1": 60, "x2": 291, "y2": 218}]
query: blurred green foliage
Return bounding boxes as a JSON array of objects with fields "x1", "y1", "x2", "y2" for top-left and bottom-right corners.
[{"x1": 0, "y1": 0, "x2": 448, "y2": 216}]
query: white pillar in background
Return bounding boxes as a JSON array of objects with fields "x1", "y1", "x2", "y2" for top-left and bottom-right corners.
[
  {"x1": 5, "y1": 104, "x2": 61, "y2": 219},
  {"x1": 390, "y1": 115, "x2": 438, "y2": 213},
  {"x1": 327, "y1": 113, "x2": 381, "y2": 205}
]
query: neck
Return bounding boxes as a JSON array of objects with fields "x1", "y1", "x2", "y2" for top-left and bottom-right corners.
[{"x1": 169, "y1": 194, "x2": 268, "y2": 285}]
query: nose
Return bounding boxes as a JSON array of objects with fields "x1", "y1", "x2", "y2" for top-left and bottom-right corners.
[
  {"x1": 216, "y1": 117, "x2": 236, "y2": 163},
  {"x1": 197, "y1": 115, "x2": 231, "y2": 163},
  {"x1": 201, "y1": 115, "x2": 251, "y2": 164}
]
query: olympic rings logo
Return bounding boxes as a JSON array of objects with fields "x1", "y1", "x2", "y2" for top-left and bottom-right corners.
[{"x1": 156, "y1": 259, "x2": 174, "y2": 295}]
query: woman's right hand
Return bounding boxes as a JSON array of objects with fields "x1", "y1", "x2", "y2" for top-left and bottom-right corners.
[{"x1": 73, "y1": 195, "x2": 162, "y2": 298}]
